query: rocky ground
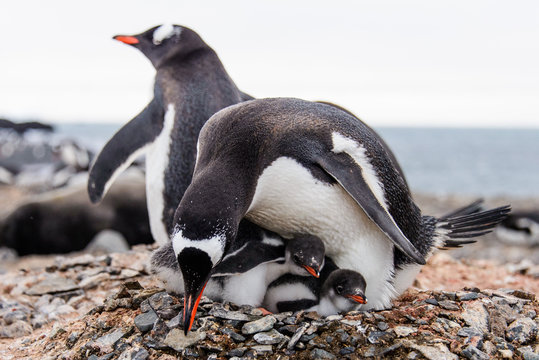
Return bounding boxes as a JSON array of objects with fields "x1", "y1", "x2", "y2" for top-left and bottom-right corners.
[{"x1": 0, "y1": 245, "x2": 537, "y2": 360}]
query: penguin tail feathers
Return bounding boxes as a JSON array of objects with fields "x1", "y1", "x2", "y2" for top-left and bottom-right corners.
[{"x1": 434, "y1": 203, "x2": 511, "y2": 249}]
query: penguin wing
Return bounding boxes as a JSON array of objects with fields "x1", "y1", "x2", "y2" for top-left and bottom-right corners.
[
  {"x1": 212, "y1": 242, "x2": 285, "y2": 276},
  {"x1": 276, "y1": 299, "x2": 319, "y2": 313},
  {"x1": 88, "y1": 99, "x2": 164, "y2": 203},
  {"x1": 240, "y1": 91, "x2": 255, "y2": 101},
  {"x1": 316, "y1": 152, "x2": 426, "y2": 265}
]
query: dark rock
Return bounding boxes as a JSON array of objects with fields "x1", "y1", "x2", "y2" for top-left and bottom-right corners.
[
  {"x1": 438, "y1": 300, "x2": 460, "y2": 311},
  {"x1": 462, "y1": 345, "x2": 489, "y2": 360},
  {"x1": 287, "y1": 323, "x2": 308, "y2": 350},
  {"x1": 221, "y1": 327, "x2": 246, "y2": 342},
  {"x1": 367, "y1": 331, "x2": 391, "y2": 344},
  {"x1": 457, "y1": 292, "x2": 479, "y2": 301},
  {"x1": 377, "y1": 321, "x2": 389, "y2": 331},
  {"x1": 506, "y1": 318, "x2": 538, "y2": 344},
  {"x1": 506, "y1": 289, "x2": 535, "y2": 301},
  {"x1": 227, "y1": 347, "x2": 246, "y2": 357},
  {"x1": 278, "y1": 324, "x2": 298, "y2": 336},
  {"x1": 425, "y1": 298, "x2": 439, "y2": 306},
  {"x1": 253, "y1": 329, "x2": 287, "y2": 345},
  {"x1": 299, "y1": 334, "x2": 316, "y2": 342},
  {"x1": 339, "y1": 347, "x2": 355, "y2": 355},
  {"x1": 310, "y1": 348, "x2": 336, "y2": 359},
  {"x1": 134, "y1": 310, "x2": 158, "y2": 333},
  {"x1": 148, "y1": 292, "x2": 174, "y2": 311}
]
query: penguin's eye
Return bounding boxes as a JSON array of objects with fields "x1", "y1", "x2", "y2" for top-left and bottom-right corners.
[
  {"x1": 293, "y1": 255, "x2": 301, "y2": 264},
  {"x1": 335, "y1": 285, "x2": 344, "y2": 294}
]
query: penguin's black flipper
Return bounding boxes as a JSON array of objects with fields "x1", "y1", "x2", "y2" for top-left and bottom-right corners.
[
  {"x1": 276, "y1": 299, "x2": 319, "y2": 313},
  {"x1": 316, "y1": 152, "x2": 426, "y2": 265},
  {"x1": 212, "y1": 242, "x2": 285, "y2": 276},
  {"x1": 88, "y1": 99, "x2": 164, "y2": 203}
]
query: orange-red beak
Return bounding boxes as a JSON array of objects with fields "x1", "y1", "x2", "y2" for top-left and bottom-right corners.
[
  {"x1": 113, "y1": 35, "x2": 139, "y2": 45},
  {"x1": 345, "y1": 294, "x2": 368, "y2": 304},
  {"x1": 303, "y1": 265, "x2": 320, "y2": 278},
  {"x1": 183, "y1": 282, "x2": 207, "y2": 334}
]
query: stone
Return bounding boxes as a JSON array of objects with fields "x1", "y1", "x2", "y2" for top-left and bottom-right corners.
[
  {"x1": 79, "y1": 273, "x2": 110, "y2": 290},
  {"x1": 339, "y1": 347, "x2": 355, "y2": 355},
  {"x1": 425, "y1": 298, "x2": 439, "y2": 306},
  {"x1": 377, "y1": 321, "x2": 389, "y2": 331},
  {"x1": 310, "y1": 348, "x2": 336, "y2": 359},
  {"x1": 148, "y1": 292, "x2": 174, "y2": 311},
  {"x1": 325, "y1": 314, "x2": 342, "y2": 321},
  {"x1": 367, "y1": 331, "x2": 391, "y2": 344},
  {"x1": 25, "y1": 276, "x2": 79, "y2": 295},
  {"x1": 0, "y1": 320, "x2": 33, "y2": 338},
  {"x1": 461, "y1": 345, "x2": 489, "y2": 360},
  {"x1": 499, "y1": 349, "x2": 513, "y2": 358},
  {"x1": 208, "y1": 306, "x2": 252, "y2": 321},
  {"x1": 134, "y1": 310, "x2": 158, "y2": 333},
  {"x1": 251, "y1": 345, "x2": 273, "y2": 355},
  {"x1": 506, "y1": 289, "x2": 535, "y2": 301},
  {"x1": 287, "y1": 323, "x2": 309, "y2": 350},
  {"x1": 241, "y1": 316, "x2": 276, "y2": 335},
  {"x1": 55, "y1": 254, "x2": 96, "y2": 270},
  {"x1": 457, "y1": 292, "x2": 479, "y2": 301},
  {"x1": 506, "y1": 318, "x2": 538, "y2": 344},
  {"x1": 401, "y1": 340, "x2": 458, "y2": 360},
  {"x1": 393, "y1": 326, "x2": 417, "y2": 337},
  {"x1": 86, "y1": 230, "x2": 130, "y2": 254},
  {"x1": 90, "y1": 329, "x2": 126, "y2": 353},
  {"x1": 227, "y1": 347, "x2": 246, "y2": 357},
  {"x1": 461, "y1": 302, "x2": 489, "y2": 333},
  {"x1": 253, "y1": 329, "x2": 287, "y2": 345},
  {"x1": 221, "y1": 328, "x2": 246, "y2": 342},
  {"x1": 438, "y1": 300, "x2": 460, "y2": 311},
  {"x1": 163, "y1": 329, "x2": 206, "y2": 351}
]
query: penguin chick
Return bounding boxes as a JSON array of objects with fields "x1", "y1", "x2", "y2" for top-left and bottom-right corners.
[
  {"x1": 263, "y1": 259, "x2": 367, "y2": 316},
  {"x1": 150, "y1": 232, "x2": 326, "y2": 308}
]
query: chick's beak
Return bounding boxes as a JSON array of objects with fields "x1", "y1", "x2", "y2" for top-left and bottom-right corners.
[
  {"x1": 303, "y1": 265, "x2": 320, "y2": 278},
  {"x1": 113, "y1": 35, "x2": 139, "y2": 45},
  {"x1": 345, "y1": 293, "x2": 368, "y2": 304}
]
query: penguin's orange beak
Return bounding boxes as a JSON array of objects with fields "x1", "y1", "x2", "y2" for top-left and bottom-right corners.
[
  {"x1": 113, "y1": 35, "x2": 139, "y2": 45},
  {"x1": 303, "y1": 265, "x2": 320, "y2": 278},
  {"x1": 345, "y1": 294, "x2": 368, "y2": 304}
]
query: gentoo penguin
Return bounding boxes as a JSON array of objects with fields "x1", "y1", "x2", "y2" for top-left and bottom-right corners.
[
  {"x1": 264, "y1": 258, "x2": 367, "y2": 316},
  {"x1": 170, "y1": 97, "x2": 510, "y2": 331},
  {"x1": 151, "y1": 228, "x2": 325, "y2": 310},
  {"x1": 495, "y1": 211, "x2": 539, "y2": 246},
  {"x1": 87, "y1": 24, "x2": 253, "y2": 244}
]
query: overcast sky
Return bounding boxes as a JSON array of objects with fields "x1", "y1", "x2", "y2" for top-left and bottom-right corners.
[{"x1": 1, "y1": 1, "x2": 538, "y2": 127}]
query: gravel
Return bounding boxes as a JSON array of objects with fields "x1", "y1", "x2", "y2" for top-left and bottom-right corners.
[{"x1": 0, "y1": 245, "x2": 537, "y2": 359}]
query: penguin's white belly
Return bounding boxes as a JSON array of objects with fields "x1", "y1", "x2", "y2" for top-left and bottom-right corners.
[
  {"x1": 145, "y1": 104, "x2": 176, "y2": 244},
  {"x1": 247, "y1": 157, "x2": 395, "y2": 309}
]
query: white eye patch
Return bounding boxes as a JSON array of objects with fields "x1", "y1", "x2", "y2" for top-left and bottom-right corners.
[{"x1": 153, "y1": 23, "x2": 181, "y2": 45}]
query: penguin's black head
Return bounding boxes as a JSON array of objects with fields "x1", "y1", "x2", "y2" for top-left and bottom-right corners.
[
  {"x1": 324, "y1": 269, "x2": 367, "y2": 310},
  {"x1": 177, "y1": 247, "x2": 213, "y2": 335},
  {"x1": 113, "y1": 24, "x2": 209, "y2": 68},
  {"x1": 286, "y1": 235, "x2": 325, "y2": 278}
]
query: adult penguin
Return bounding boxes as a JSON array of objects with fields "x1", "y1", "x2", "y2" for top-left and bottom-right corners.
[
  {"x1": 171, "y1": 98, "x2": 509, "y2": 332},
  {"x1": 87, "y1": 24, "x2": 252, "y2": 243}
]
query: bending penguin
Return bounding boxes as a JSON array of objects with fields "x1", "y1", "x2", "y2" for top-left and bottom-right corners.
[
  {"x1": 151, "y1": 227, "x2": 325, "y2": 309},
  {"x1": 170, "y1": 97, "x2": 510, "y2": 332},
  {"x1": 87, "y1": 24, "x2": 253, "y2": 244},
  {"x1": 263, "y1": 257, "x2": 367, "y2": 316}
]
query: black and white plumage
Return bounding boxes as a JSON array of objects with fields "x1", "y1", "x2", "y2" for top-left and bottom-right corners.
[
  {"x1": 495, "y1": 211, "x2": 539, "y2": 246},
  {"x1": 87, "y1": 24, "x2": 252, "y2": 244},
  {"x1": 171, "y1": 97, "x2": 510, "y2": 317},
  {"x1": 151, "y1": 227, "x2": 325, "y2": 307},
  {"x1": 263, "y1": 257, "x2": 367, "y2": 316}
]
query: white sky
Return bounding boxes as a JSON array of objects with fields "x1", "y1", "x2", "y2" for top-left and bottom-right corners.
[{"x1": 1, "y1": 0, "x2": 538, "y2": 127}]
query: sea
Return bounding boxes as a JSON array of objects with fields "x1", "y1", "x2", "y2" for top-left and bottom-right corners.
[{"x1": 54, "y1": 123, "x2": 539, "y2": 198}]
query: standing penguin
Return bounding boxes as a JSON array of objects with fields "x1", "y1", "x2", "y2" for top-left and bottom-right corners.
[
  {"x1": 170, "y1": 97, "x2": 510, "y2": 332},
  {"x1": 87, "y1": 24, "x2": 252, "y2": 244}
]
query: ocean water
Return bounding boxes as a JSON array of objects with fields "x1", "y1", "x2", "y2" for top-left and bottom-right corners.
[{"x1": 54, "y1": 123, "x2": 539, "y2": 197}]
